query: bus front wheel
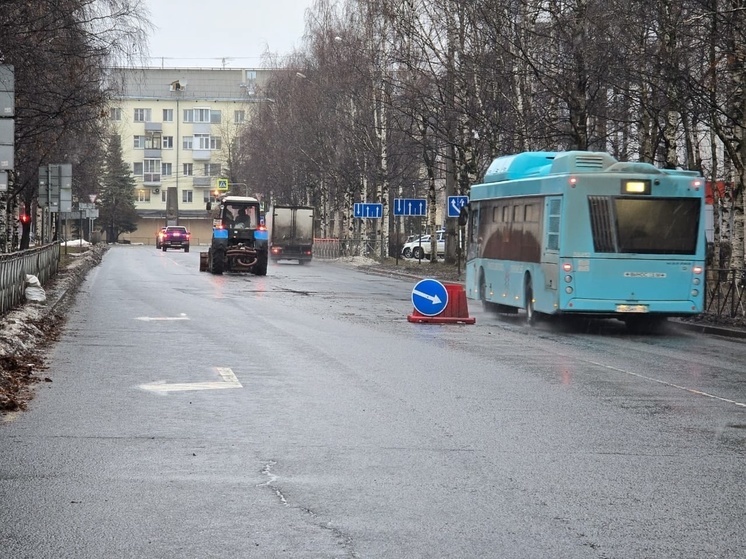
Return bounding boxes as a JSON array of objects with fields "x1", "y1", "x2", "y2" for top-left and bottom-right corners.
[{"x1": 525, "y1": 278, "x2": 535, "y2": 326}]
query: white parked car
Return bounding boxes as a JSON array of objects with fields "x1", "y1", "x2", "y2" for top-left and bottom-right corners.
[{"x1": 402, "y1": 230, "x2": 445, "y2": 259}]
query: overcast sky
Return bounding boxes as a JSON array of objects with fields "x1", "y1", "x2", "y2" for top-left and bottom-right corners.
[{"x1": 144, "y1": 0, "x2": 314, "y2": 67}]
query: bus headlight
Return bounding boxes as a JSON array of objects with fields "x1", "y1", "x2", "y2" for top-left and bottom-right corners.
[
  {"x1": 692, "y1": 277, "x2": 700, "y2": 285},
  {"x1": 565, "y1": 275, "x2": 573, "y2": 283},
  {"x1": 565, "y1": 286, "x2": 573, "y2": 294},
  {"x1": 691, "y1": 289, "x2": 699, "y2": 297}
]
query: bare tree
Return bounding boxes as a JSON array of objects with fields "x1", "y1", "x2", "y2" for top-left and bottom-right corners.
[{"x1": 0, "y1": 0, "x2": 149, "y2": 250}]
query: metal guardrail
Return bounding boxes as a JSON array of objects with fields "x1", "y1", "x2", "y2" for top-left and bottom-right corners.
[
  {"x1": 704, "y1": 268, "x2": 746, "y2": 319},
  {"x1": 0, "y1": 243, "x2": 60, "y2": 316}
]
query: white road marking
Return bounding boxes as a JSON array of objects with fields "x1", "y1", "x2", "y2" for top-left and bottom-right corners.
[
  {"x1": 586, "y1": 359, "x2": 746, "y2": 408},
  {"x1": 135, "y1": 313, "x2": 189, "y2": 321},
  {"x1": 139, "y1": 367, "x2": 242, "y2": 394}
]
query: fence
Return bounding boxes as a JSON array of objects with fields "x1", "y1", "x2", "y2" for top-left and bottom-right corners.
[
  {"x1": 704, "y1": 268, "x2": 746, "y2": 320},
  {"x1": 313, "y1": 238, "x2": 384, "y2": 260},
  {"x1": 0, "y1": 243, "x2": 60, "y2": 316}
]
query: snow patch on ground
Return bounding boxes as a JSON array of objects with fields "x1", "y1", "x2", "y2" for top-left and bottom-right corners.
[{"x1": 337, "y1": 255, "x2": 380, "y2": 267}]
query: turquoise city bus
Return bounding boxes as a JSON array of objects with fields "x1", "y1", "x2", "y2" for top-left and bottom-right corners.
[{"x1": 462, "y1": 151, "x2": 706, "y2": 332}]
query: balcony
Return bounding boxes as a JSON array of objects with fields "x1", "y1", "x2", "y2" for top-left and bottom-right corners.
[
  {"x1": 192, "y1": 176, "x2": 212, "y2": 187},
  {"x1": 144, "y1": 148, "x2": 161, "y2": 158},
  {"x1": 145, "y1": 122, "x2": 162, "y2": 132},
  {"x1": 192, "y1": 123, "x2": 211, "y2": 134},
  {"x1": 192, "y1": 149, "x2": 211, "y2": 161},
  {"x1": 143, "y1": 173, "x2": 161, "y2": 185}
]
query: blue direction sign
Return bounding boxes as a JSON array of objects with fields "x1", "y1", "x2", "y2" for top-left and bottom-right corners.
[
  {"x1": 393, "y1": 198, "x2": 427, "y2": 217},
  {"x1": 447, "y1": 195, "x2": 469, "y2": 218},
  {"x1": 411, "y1": 278, "x2": 449, "y2": 317},
  {"x1": 354, "y1": 202, "x2": 383, "y2": 219}
]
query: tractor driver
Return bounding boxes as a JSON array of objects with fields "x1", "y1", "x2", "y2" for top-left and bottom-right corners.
[{"x1": 233, "y1": 207, "x2": 251, "y2": 228}]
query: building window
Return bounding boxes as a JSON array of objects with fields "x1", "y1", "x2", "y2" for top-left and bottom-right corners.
[
  {"x1": 137, "y1": 189, "x2": 151, "y2": 202},
  {"x1": 133, "y1": 135, "x2": 146, "y2": 149},
  {"x1": 162, "y1": 190, "x2": 167, "y2": 202},
  {"x1": 163, "y1": 109, "x2": 173, "y2": 122},
  {"x1": 183, "y1": 109, "x2": 193, "y2": 123},
  {"x1": 195, "y1": 133, "x2": 210, "y2": 150},
  {"x1": 210, "y1": 110, "x2": 221, "y2": 124},
  {"x1": 194, "y1": 108, "x2": 210, "y2": 123},
  {"x1": 204, "y1": 163, "x2": 222, "y2": 176},
  {"x1": 133, "y1": 162, "x2": 143, "y2": 175},
  {"x1": 182, "y1": 190, "x2": 193, "y2": 203},
  {"x1": 210, "y1": 136, "x2": 222, "y2": 150},
  {"x1": 162, "y1": 136, "x2": 173, "y2": 149},
  {"x1": 162, "y1": 162, "x2": 172, "y2": 176},
  {"x1": 144, "y1": 159, "x2": 161, "y2": 183},
  {"x1": 145, "y1": 134, "x2": 161, "y2": 149},
  {"x1": 134, "y1": 108, "x2": 152, "y2": 122},
  {"x1": 234, "y1": 110, "x2": 245, "y2": 124},
  {"x1": 110, "y1": 108, "x2": 121, "y2": 120},
  {"x1": 183, "y1": 163, "x2": 193, "y2": 176},
  {"x1": 182, "y1": 136, "x2": 193, "y2": 149}
]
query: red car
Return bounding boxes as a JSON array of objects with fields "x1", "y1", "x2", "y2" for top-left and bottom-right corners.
[{"x1": 160, "y1": 226, "x2": 190, "y2": 252}]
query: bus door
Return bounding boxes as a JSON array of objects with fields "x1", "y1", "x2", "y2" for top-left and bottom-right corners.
[
  {"x1": 541, "y1": 197, "x2": 562, "y2": 291},
  {"x1": 466, "y1": 203, "x2": 481, "y2": 261}
]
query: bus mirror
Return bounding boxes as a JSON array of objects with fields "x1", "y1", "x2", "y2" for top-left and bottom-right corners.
[
  {"x1": 458, "y1": 205, "x2": 469, "y2": 227},
  {"x1": 206, "y1": 202, "x2": 212, "y2": 211}
]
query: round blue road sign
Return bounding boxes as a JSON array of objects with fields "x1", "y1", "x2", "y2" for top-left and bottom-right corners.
[{"x1": 411, "y1": 279, "x2": 449, "y2": 316}]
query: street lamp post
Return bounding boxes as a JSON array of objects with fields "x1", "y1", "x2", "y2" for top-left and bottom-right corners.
[{"x1": 228, "y1": 182, "x2": 248, "y2": 196}]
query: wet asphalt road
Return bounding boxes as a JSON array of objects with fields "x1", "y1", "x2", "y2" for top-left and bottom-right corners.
[{"x1": 1, "y1": 245, "x2": 744, "y2": 558}]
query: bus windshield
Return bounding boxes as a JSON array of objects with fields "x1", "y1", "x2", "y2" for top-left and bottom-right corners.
[{"x1": 590, "y1": 197, "x2": 700, "y2": 255}]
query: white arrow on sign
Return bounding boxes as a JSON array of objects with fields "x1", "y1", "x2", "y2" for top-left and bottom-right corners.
[
  {"x1": 412, "y1": 288, "x2": 442, "y2": 305},
  {"x1": 139, "y1": 367, "x2": 242, "y2": 394}
]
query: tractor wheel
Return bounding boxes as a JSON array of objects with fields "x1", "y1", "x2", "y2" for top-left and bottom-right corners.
[
  {"x1": 210, "y1": 247, "x2": 225, "y2": 275},
  {"x1": 253, "y1": 254, "x2": 268, "y2": 276}
]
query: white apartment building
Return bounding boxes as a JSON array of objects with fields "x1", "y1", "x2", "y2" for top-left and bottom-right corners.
[{"x1": 107, "y1": 67, "x2": 272, "y2": 245}]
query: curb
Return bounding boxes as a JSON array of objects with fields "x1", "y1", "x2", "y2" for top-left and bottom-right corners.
[
  {"x1": 47, "y1": 245, "x2": 109, "y2": 314},
  {"x1": 669, "y1": 319, "x2": 746, "y2": 340}
]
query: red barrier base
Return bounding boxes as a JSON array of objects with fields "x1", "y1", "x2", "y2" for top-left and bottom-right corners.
[{"x1": 407, "y1": 283, "x2": 476, "y2": 324}]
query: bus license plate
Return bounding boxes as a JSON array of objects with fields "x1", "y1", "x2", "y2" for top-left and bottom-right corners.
[{"x1": 616, "y1": 304, "x2": 649, "y2": 313}]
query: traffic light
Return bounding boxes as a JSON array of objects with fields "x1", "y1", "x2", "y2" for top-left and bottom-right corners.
[{"x1": 19, "y1": 213, "x2": 30, "y2": 224}]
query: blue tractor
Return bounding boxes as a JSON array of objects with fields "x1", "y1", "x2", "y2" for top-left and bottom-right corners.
[{"x1": 199, "y1": 195, "x2": 268, "y2": 275}]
